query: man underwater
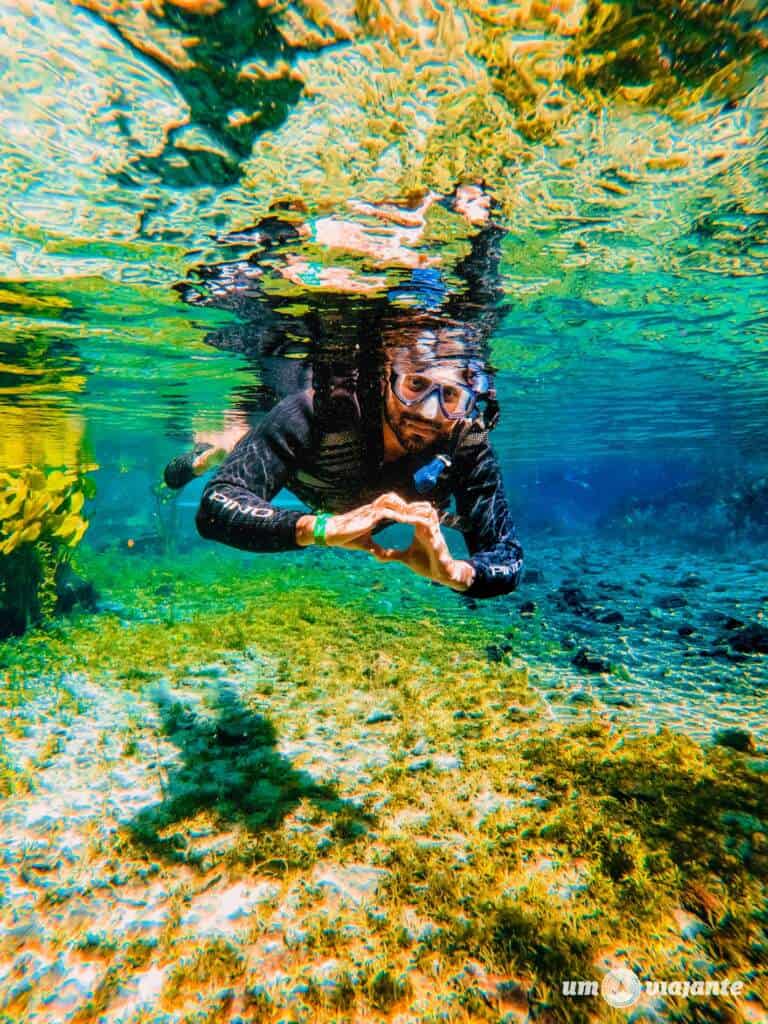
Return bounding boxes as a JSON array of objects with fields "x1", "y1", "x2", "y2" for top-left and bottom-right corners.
[{"x1": 167, "y1": 186, "x2": 524, "y2": 599}]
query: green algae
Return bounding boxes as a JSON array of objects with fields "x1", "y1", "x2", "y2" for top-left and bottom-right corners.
[
  {"x1": 520, "y1": 724, "x2": 768, "y2": 955},
  {"x1": 69, "y1": 939, "x2": 156, "y2": 1024},
  {"x1": 163, "y1": 936, "x2": 246, "y2": 1006},
  {"x1": 0, "y1": 734, "x2": 32, "y2": 799},
  {"x1": 2, "y1": 548, "x2": 508, "y2": 695}
]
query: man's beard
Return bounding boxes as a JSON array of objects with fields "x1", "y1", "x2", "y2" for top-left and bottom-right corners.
[{"x1": 396, "y1": 415, "x2": 440, "y2": 452}]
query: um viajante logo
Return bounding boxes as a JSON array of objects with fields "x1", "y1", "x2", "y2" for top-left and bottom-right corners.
[
  {"x1": 562, "y1": 969, "x2": 744, "y2": 1006},
  {"x1": 601, "y1": 969, "x2": 643, "y2": 1008}
]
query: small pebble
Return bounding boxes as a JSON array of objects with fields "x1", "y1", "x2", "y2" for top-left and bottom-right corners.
[
  {"x1": 713, "y1": 728, "x2": 756, "y2": 753},
  {"x1": 598, "y1": 610, "x2": 624, "y2": 624},
  {"x1": 727, "y1": 622, "x2": 768, "y2": 654},
  {"x1": 568, "y1": 689, "x2": 595, "y2": 705},
  {"x1": 366, "y1": 709, "x2": 394, "y2": 724},
  {"x1": 655, "y1": 593, "x2": 688, "y2": 610},
  {"x1": 675, "y1": 572, "x2": 703, "y2": 589},
  {"x1": 572, "y1": 648, "x2": 612, "y2": 673},
  {"x1": 506, "y1": 703, "x2": 534, "y2": 721},
  {"x1": 433, "y1": 754, "x2": 461, "y2": 772}
]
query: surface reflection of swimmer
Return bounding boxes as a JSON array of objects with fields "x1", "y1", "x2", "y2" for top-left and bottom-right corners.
[{"x1": 166, "y1": 186, "x2": 523, "y2": 598}]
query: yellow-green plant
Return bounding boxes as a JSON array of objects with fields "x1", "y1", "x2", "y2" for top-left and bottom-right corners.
[{"x1": 0, "y1": 466, "x2": 91, "y2": 636}]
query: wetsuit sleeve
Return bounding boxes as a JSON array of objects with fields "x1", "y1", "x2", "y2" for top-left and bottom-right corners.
[
  {"x1": 452, "y1": 438, "x2": 524, "y2": 599},
  {"x1": 196, "y1": 393, "x2": 311, "y2": 552}
]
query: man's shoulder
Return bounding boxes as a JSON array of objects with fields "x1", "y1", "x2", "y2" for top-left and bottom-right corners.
[
  {"x1": 453, "y1": 424, "x2": 494, "y2": 462},
  {"x1": 254, "y1": 389, "x2": 315, "y2": 448},
  {"x1": 262, "y1": 388, "x2": 313, "y2": 423},
  {"x1": 449, "y1": 428, "x2": 502, "y2": 490}
]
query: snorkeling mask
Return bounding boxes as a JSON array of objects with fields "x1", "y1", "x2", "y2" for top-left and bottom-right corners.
[
  {"x1": 389, "y1": 370, "x2": 477, "y2": 420},
  {"x1": 411, "y1": 359, "x2": 498, "y2": 494}
]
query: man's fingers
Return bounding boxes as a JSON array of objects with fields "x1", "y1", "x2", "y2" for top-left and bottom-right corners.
[
  {"x1": 369, "y1": 494, "x2": 440, "y2": 522},
  {"x1": 383, "y1": 498, "x2": 438, "y2": 522},
  {"x1": 336, "y1": 500, "x2": 445, "y2": 552},
  {"x1": 367, "y1": 507, "x2": 422, "y2": 529},
  {"x1": 333, "y1": 504, "x2": 409, "y2": 539},
  {"x1": 415, "y1": 523, "x2": 451, "y2": 563},
  {"x1": 373, "y1": 491, "x2": 408, "y2": 509},
  {"x1": 410, "y1": 515, "x2": 445, "y2": 539},
  {"x1": 404, "y1": 501, "x2": 438, "y2": 520},
  {"x1": 383, "y1": 509, "x2": 440, "y2": 531}
]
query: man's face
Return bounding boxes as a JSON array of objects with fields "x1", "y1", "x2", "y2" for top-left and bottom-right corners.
[{"x1": 384, "y1": 360, "x2": 474, "y2": 454}]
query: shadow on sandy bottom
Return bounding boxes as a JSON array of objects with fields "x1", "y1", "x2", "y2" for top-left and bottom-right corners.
[{"x1": 125, "y1": 680, "x2": 371, "y2": 864}]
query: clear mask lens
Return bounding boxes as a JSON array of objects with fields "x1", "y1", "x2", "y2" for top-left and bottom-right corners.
[{"x1": 393, "y1": 372, "x2": 475, "y2": 418}]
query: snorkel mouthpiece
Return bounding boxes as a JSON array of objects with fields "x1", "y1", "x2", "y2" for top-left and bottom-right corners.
[{"x1": 413, "y1": 454, "x2": 451, "y2": 494}]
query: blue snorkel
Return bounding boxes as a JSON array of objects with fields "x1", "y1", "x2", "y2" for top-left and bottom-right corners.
[{"x1": 413, "y1": 454, "x2": 452, "y2": 494}]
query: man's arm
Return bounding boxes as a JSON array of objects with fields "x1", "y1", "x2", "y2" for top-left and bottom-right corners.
[
  {"x1": 452, "y1": 436, "x2": 524, "y2": 599},
  {"x1": 196, "y1": 393, "x2": 311, "y2": 553}
]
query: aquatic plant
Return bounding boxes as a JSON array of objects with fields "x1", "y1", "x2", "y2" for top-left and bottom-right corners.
[
  {"x1": 0, "y1": 733, "x2": 32, "y2": 798},
  {"x1": 162, "y1": 936, "x2": 246, "y2": 1007},
  {"x1": 0, "y1": 466, "x2": 91, "y2": 637}
]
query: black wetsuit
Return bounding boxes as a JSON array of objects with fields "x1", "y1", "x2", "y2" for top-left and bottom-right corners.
[
  {"x1": 182, "y1": 199, "x2": 522, "y2": 598},
  {"x1": 196, "y1": 388, "x2": 524, "y2": 600}
]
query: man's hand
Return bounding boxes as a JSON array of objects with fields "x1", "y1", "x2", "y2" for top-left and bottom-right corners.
[
  {"x1": 297, "y1": 493, "x2": 423, "y2": 551},
  {"x1": 296, "y1": 493, "x2": 475, "y2": 591},
  {"x1": 368, "y1": 498, "x2": 475, "y2": 591}
]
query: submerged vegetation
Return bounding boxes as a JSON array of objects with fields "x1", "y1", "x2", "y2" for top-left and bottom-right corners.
[
  {"x1": 0, "y1": 466, "x2": 92, "y2": 637},
  {"x1": 1, "y1": 552, "x2": 765, "y2": 1021}
]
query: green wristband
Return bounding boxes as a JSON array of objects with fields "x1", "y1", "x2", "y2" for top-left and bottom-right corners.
[{"x1": 313, "y1": 512, "x2": 331, "y2": 546}]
